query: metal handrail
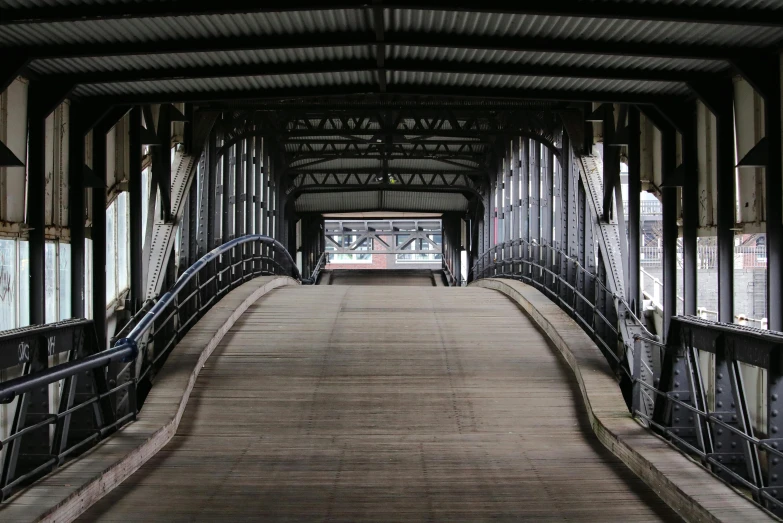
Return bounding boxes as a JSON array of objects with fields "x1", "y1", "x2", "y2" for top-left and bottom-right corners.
[
  {"x1": 307, "y1": 251, "x2": 328, "y2": 285},
  {"x1": 470, "y1": 239, "x2": 657, "y2": 343},
  {"x1": 0, "y1": 235, "x2": 301, "y2": 405}
]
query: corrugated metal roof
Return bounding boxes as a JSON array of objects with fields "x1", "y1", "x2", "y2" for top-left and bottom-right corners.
[
  {"x1": 72, "y1": 71, "x2": 375, "y2": 96},
  {"x1": 389, "y1": 71, "x2": 690, "y2": 95},
  {"x1": 390, "y1": 10, "x2": 783, "y2": 48},
  {"x1": 389, "y1": 46, "x2": 728, "y2": 73},
  {"x1": 29, "y1": 46, "x2": 373, "y2": 75},
  {"x1": 295, "y1": 190, "x2": 468, "y2": 212},
  {"x1": 0, "y1": 9, "x2": 368, "y2": 46}
]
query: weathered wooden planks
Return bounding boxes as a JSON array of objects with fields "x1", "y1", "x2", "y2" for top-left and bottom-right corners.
[
  {"x1": 78, "y1": 285, "x2": 684, "y2": 522},
  {"x1": 326, "y1": 269, "x2": 437, "y2": 286}
]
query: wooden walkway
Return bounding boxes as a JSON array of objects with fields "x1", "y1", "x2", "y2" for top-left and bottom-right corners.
[
  {"x1": 76, "y1": 284, "x2": 683, "y2": 522},
  {"x1": 326, "y1": 269, "x2": 438, "y2": 286}
]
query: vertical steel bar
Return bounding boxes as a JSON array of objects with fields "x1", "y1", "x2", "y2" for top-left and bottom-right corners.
[
  {"x1": 766, "y1": 57, "x2": 783, "y2": 331},
  {"x1": 128, "y1": 107, "x2": 143, "y2": 312},
  {"x1": 530, "y1": 141, "x2": 541, "y2": 283},
  {"x1": 520, "y1": 139, "x2": 530, "y2": 280},
  {"x1": 682, "y1": 103, "x2": 699, "y2": 316},
  {"x1": 69, "y1": 108, "x2": 86, "y2": 318},
  {"x1": 27, "y1": 87, "x2": 46, "y2": 325},
  {"x1": 715, "y1": 82, "x2": 736, "y2": 324},
  {"x1": 661, "y1": 126, "x2": 678, "y2": 339},
  {"x1": 511, "y1": 137, "x2": 520, "y2": 274},
  {"x1": 92, "y1": 125, "x2": 108, "y2": 348},
  {"x1": 627, "y1": 107, "x2": 642, "y2": 316}
]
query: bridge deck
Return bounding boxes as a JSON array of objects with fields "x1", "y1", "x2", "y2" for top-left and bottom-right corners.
[
  {"x1": 324, "y1": 268, "x2": 439, "y2": 286},
  {"x1": 78, "y1": 286, "x2": 680, "y2": 522}
]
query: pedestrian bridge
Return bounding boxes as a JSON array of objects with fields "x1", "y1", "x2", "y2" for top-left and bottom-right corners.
[
  {"x1": 0, "y1": 268, "x2": 772, "y2": 522},
  {"x1": 3, "y1": 1, "x2": 783, "y2": 521}
]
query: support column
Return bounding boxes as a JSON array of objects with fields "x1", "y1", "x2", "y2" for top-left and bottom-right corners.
[
  {"x1": 682, "y1": 103, "x2": 699, "y2": 316},
  {"x1": 520, "y1": 138, "x2": 530, "y2": 279},
  {"x1": 221, "y1": 142, "x2": 230, "y2": 244},
  {"x1": 92, "y1": 126, "x2": 108, "y2": 347},
  {"x1": 765, "y1": 58, "x2": 783, "y2": 331},
  {"x1": 26, "y1": 87, "x2": 47, "y2": 325},
  {"x1": 69, "y1": 107, "x2": 86, "y2": 318},
  {"x1": 661, "y1": 127, "x2": 678, "y2": 339},
  {"x1": 529, "y1": 140, "x2": 541, "y2": 282},
  {"x1": 511, "y1": 137, "x2": 520, "y2": 273},
  {"x1": 627, "y1": 107, "x2": 642, "y2": 317},
  {"x1": 128, "y1": 107, "x2": 143, "y2": 312},
  {"x1": 716, "y1": 86, "x2": 736, "y2": 324}
]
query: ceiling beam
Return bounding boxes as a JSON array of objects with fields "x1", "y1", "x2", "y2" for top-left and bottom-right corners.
[
  {"x1": 75, "y1": 84, "x2": 684, "y2": 106},
  {"x1": 46, "y1": 58, "x2": 706, "y2": 86},
  {"x1": 2, "y1": 1, "x2": 781, "y2": 27},
  {"x1": 21, "y1": 32, "x2": 754, "y2": 62}
]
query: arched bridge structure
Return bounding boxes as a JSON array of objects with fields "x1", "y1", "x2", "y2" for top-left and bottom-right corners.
[{"x1": 1, "y1": 2, "x2": 783, "y2": 521}]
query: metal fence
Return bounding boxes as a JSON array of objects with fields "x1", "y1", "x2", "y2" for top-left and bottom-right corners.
[
  {"x1": 632, "y1": 318, "x2": 783, "y2": 515},
  {"x1": 471, "y1": 239, "x2": 782, "y2": 516},
  {"x1": 0, "y1": 235, "x2": 302, "y2": 500}
]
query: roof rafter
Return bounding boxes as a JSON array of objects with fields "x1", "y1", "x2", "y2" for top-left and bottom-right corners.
[
  {"x1": 51, "y1": 58, "x2": 705, "y2": 87},
  {"x1": 20, "y1": 32, "x2": 756, "y2": 62},
  {"x1": 2, "y1": 1, "x2": 781, "y2": 27}
]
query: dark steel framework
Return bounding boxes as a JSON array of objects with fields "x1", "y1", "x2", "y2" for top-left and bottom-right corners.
[{"x1": 0, "y1": 236, "x2": 303, "y2": 501}]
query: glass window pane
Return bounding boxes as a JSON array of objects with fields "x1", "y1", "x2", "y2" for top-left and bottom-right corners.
[
  {"x1": 59, "y1": 243, "x2": 71, "y2": 320},
  {"x1": 106, "y1": 199, "x2": 116, "y2": 302},
  {"x1": 19, "y1": 241, "x2": 29, "y2": 327},
  {"x1": 117, "y1": 192, "x2": 129, "y2": 293},
  {"x1": 0, "y1": 239, "x2": 16, "y2": 330},
  {"x1": 45, "y1": 242, "x2": 57, "y2": 323}
]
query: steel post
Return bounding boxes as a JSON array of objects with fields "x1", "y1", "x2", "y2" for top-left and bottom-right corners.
[
  {"x1": 661, "y1": 126, "x2": 678, "y2": 340},
  {"x1": 128, "y1": 107, "x2": 143, "y2": 312},
  {"x1": 627, "y1": 107, "x2": 641, "y2": 316},
  {"x1": 26, "y1": 87, "x2": 47, "y2": 325}
]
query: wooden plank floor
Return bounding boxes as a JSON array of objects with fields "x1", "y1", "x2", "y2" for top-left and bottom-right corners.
[
  {"x1": 78, "y1": 286, "x2": 682, "y2": 522},
  {"x1": 327, "y1": 269, "x2": 436, "y2": 286}
]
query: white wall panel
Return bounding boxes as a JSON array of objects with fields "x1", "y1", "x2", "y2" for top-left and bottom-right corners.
[{"x1": 0, "y1": 78, "x2": 28, "y2": 225}]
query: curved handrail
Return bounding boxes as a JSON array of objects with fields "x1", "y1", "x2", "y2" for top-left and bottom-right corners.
[
  {"x1": 0, "y1": 235, "x2": 300, "y2": 404},
  {"x1": 469, "y1": 239, "x2": 657, "y2": 344},
  {"x1": 123, "y1": 235, "x2": 300, "y2": 345}
]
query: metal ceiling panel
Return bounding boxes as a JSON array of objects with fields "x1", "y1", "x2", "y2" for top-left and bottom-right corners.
[
  {"x1": 72, "y1": 71, "x2": 375, "y2": 96},
  {"x1": 29, "y1": 46, "x2": 373, "y2": 75},
  {"x1": 0, "y1": 9, "x2": 368, "y2": 47},
  {"x1": 389, "y1": 70, "x2": 690, "y2": 95},
  {"x1": 388, "y1": 46, "x2": 728, "y2": 73},
  {"x1": 390, "y1": 10, "x2": 783, "y2": 48}
]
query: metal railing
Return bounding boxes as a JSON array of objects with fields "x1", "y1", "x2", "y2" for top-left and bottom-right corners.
[
  {"x1": 470, "y1": 239, "x2": 654, "y2": 371},
  {"x1": 471, "y1": 239, "x2": 783, "y2": 516},
  {"x1": 632, "y1": 318, "x2": 783, "y2": 515},
  {"x1": 0, "y1": 235, "x2": 302, "y2": 500},
  {"x1": 0, "y1": 319, "x2": 131, "y2": 500}
]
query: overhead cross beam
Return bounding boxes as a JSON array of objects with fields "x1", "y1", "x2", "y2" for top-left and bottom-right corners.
[
  {"x1": 77, "y1": 84, "x2": 682, "y2": 108},
  {"x1": 19, "y1": 32, "x2": 753, "y2": 62},
  {"x1": 2, "y1": 1, "x2": 781, "y2": 27},
  {"x1": 44, "y1": 58, "x2": 705, "y2": 87}
]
